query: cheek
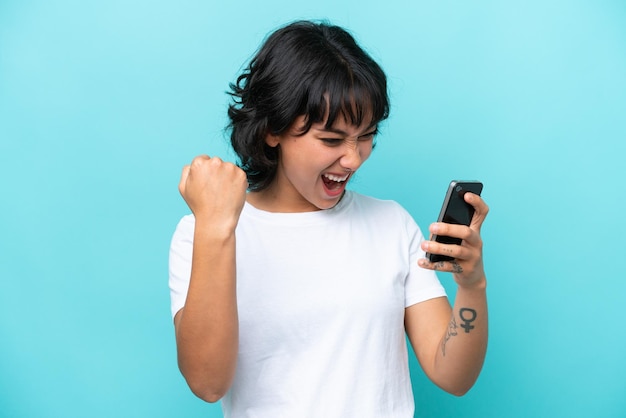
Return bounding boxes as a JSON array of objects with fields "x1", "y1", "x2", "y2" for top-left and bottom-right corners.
[{"x1": 360, "y1": 143, "x2": 374, "y2": 162}]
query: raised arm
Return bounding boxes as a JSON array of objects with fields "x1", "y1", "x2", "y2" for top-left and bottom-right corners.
[
  {"x1": 405, "y1": 192, "x2": 489, "y2": 396},
  {"x1": 173, "y1": 155, "x2": 248, "y2": 402}
]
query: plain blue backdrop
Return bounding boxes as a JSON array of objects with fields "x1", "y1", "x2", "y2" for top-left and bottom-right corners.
[{"x1": 1, "y1": 1, "x2": 625, "y2": 417}]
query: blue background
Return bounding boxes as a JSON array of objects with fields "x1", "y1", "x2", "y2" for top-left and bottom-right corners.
[{"x1": 1, "y1": 1, "x2": 625, "y2": 417}]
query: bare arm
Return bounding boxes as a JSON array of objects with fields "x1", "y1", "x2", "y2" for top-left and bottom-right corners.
[
  {"x1": 405, "y1": 280, "x2": 487, "y2": 396},
  {"x1": 405, "y1": 193, "x2": 489, "y2": 396},
  {"x1": 174, "y1": 156, "x2": 247, "y2": 402}
]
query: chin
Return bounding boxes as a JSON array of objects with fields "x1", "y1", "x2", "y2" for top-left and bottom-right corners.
[{"x1": 317, "y1": 195, "x2": 344, "y2": 210}]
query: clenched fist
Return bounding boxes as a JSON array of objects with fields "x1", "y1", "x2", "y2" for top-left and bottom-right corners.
[{"x1": 179, "y1": 155, "x2": 248, "y2": 233}]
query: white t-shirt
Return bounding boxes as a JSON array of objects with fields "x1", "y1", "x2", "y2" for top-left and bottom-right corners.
[{"x1": 169, "y1": 191, "x2": 447, "y2": 418}]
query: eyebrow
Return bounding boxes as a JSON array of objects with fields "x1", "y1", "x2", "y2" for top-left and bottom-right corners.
[{"x1": 317, "y1": 124, "x2": 378, "y2": 136}]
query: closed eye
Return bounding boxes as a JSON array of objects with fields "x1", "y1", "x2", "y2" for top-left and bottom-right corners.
[
  {"x1": 320, "y1": 138, "x2": 343, "y2": 146},
  {"x1": 358, "y1": 129, "x2": 378, "y2": 141}
]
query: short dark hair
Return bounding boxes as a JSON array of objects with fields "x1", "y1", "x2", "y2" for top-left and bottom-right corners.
[{"x1": 227, "y1": 20, "x2": 389, "y2": 191}]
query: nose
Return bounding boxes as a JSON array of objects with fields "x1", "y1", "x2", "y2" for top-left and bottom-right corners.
[{"x1": 340, "y1": 139, "x2": 365, "y2": 171}]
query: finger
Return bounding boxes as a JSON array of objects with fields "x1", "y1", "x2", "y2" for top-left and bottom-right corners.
[
  {"x1": 421, "y1": 239, "x2": 472, "y2": 261},
  {"x1": 464, "y1": 193, "x2": 489, "y2": 231},
  {"x1": 418, "y1": 258, "x2": 464, "y2": 274},
  {"x1": 430, "y1": 222, "x2": 472, "y2": 242},
  {"x1": 189, "y1": 154, "x2": 212, "y2": 171},
  {"x1": 429, "y1": 222, "x2": 482, "y2": 248},
  {"x1": 178, "y1": 164, "x2": 191, "y2": 195}
]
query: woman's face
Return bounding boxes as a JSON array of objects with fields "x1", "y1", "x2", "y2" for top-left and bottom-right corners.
[{"x1": 259, "y1": 114, "x2": 377, "y2": 212}]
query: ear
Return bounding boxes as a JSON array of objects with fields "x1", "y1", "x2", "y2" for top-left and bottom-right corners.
[{"x1": 265, "y1": 132, "x2": 280, "y2": 148}]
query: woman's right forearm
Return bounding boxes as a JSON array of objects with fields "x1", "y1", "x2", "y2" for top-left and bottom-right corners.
[{"x1": 175, "y1": 220, "x2": 239, "y2": 403}]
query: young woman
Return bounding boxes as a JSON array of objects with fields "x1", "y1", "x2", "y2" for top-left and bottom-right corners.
[{"x1": 169, "y1": 20, "x2": 489, "y2": 417}]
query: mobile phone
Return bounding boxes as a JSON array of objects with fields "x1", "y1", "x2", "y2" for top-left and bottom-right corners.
[{"x1": 426, "y1": 180, "x2": 483, "y2": 263}]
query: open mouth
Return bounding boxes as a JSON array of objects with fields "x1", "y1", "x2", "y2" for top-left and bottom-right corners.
[{"x1": 322, "y1": 172, "x2": 350, "y2": 191}]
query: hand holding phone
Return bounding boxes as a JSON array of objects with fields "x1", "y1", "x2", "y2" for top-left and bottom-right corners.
[{"x1": 426, "y1": 181, "x2": 483, "y2": 263}]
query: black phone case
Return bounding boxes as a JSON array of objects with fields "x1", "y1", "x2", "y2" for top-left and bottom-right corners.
[{"x1": 426, "y1": 181, "x2": 483, "y2": 263}]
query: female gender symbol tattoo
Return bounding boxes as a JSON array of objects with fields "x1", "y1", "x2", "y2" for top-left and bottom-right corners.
[{"x1": 459, "y1": 308, "x2": 477, "y2": 333}]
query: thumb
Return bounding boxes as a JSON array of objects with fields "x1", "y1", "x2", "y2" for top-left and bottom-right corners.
[
  {"x1": 467, "y1": 193, "x2": 489, "y2": 231},
  {"x1": 178, "y1": 164, "x2": 191, "y2": 196}
]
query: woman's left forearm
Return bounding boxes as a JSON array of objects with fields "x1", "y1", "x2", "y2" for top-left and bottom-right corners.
[{"x1": 433, "y1": 277, "x2": 488, "y2": 396}]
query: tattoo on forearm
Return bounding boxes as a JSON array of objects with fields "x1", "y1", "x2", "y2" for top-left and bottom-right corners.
[
  {"x1": 442, "y1": 308, "x2": 478, "y2": 356},
  {"x1": 459, "y1": 308, "x2": 477, "y2": 333},
  {"x1": 441, "y1": 316, "x2": 458, "y2": 356}
]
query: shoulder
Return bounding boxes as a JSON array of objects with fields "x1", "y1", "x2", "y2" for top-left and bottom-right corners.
[
  {"x1": 346, "y1": 191, "x2": 422, "y2": 240},
  {"x1": 171, "y1": 214, "x2": 195, "y2": 242},
  {"x1": 347, "y1": 191, "x2": 413, "y2": 220},
  {"x1": 175, "y1": 213, "x2": 195, "y2": 229}
]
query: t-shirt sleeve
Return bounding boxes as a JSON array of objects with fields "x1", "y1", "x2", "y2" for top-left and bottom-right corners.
[
  {"x1": 168, "y1": 214, "x2": 195, "y2": 319},
  {"x1": 402, "y1": 209, "x2": 447, "y2": 307}
]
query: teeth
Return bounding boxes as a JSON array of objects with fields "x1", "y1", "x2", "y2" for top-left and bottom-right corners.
[{"x1": 323, "y1": 173, "x2": 350, "y2": 182}]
